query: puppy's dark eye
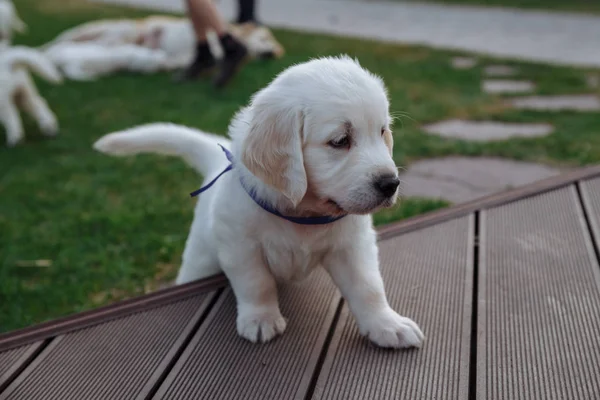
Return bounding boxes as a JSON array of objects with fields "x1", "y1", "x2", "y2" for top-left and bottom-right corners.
[
  {"x1": 381, "y1": 128, "x2": 386, "y2": 136},
  {"x1": 328, "y1": 135, "x2": 350, "y2": 149}
]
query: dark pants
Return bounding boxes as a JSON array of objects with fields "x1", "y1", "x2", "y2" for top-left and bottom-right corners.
[{"x1": 236, "y1": 0, "x2": 257, "y2": 23}]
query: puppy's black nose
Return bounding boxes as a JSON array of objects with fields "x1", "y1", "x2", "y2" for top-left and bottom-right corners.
[{"x1": 374, "y1": 174, "x2": 400, "y2": 198}]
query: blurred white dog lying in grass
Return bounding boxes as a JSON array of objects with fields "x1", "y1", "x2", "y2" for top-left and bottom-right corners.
[
  {"x1": 42, "y1": 15, "x2": 285, "y2": 67},
  {"x1": 43, "y1": 42, "x2": 178, "y2": 81},
  {"x1": 0, "y1": 47, "x2": 62, "y2": 147},
  {"x1": 0, "y1": 0, "x2": 26, "y2": 46}
]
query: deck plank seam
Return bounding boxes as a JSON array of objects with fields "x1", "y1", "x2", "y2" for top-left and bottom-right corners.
[
  {"x1": 0, "y1": 337, "x2": 59, "y2": 400},
  {"x1": 302, "y1": 297, "x2": 345, "y2": 400},
  {"x1": 574, "y1": 181, "x2": 600, "y2": 286},
  {"x1": 140, "y1": 288, "x2": 225, "y2": 400},
  {"x1": 468, "y1": 211, "x2": 480, "y2": 400},
  {"x1": 0, "y1": 339, "x2": 51, "y2": 396}
]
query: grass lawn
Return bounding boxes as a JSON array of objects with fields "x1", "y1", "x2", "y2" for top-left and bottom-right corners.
[
  {"x1": 405, "y1": 0, "x2": 600, "y2": 14},
  {"x1": 1, "y1": 0, "x2": 599, "y2": 333}
]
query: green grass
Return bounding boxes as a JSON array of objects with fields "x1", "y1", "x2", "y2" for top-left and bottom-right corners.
[
  {"x1": 1, "y1": 0, "x2": 599, "y2": 332},
  {"x1": 402, "y1": 0, "x2": 600, "y2": 14}
]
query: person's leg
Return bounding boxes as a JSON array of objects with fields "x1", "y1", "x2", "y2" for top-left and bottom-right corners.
[
  {"x1": 236, "y1": 0, "x2": 257, "y2": 24},
  {"x1": 173, "y1": 0, "x2": 221, "y2": 81},
  {"x1": 187, "y1": 0, "x2": 227, "y2": 39},
  {"x1": 175, "y1": 0, "x2": 248, "y2": 88}
]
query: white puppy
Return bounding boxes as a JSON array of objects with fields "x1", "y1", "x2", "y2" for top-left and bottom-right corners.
[
  {"x1": 43, "y1": 42, "x2": 177, "y2": 81},
  {"x1": 94, "y1": 56, "x2": 424, "y2": 349},
  {"x1": 0, "y1": 0, "x2": 26, "y2": 47},
  {"x1": 0, "y1": 46, "x2": 62, "y2": 146},
  {"x1": 42, "y1": 16, "x2": 285, "y2": 65}
]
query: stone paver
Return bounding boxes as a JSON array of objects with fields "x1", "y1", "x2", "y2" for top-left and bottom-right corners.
[
  {"x1": 586, "y1": 74, "x2": 599, "y2": 89},
  {"x1": 451, "y1": 56, "x2": 477, "y2": 69},
  {"x1": 508, "y1": 94, "x2": 600, "y2": 111},
  {"x1": 483, "y1": 65, "x2": 517, "y2": 77},
  {"x1": 422, "y1": 119, "x2": 553, "y2": 141},
  {"x1": 94, "y1": 0, "x2": 600, "y2": 68},
  {"x1": 482, "y1": 79, "x2": 535, "y2": 94},
  {"x1": 400, "y1": 157, "x2": 562, "y2": 203}
]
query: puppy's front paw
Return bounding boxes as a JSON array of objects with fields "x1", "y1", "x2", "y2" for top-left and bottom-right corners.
[
  {"x1": 40, "y1": 117, "x2": 59, "y2": 137},
  {"x1": 361, "y1": 309, "x2": 425, "y2": 349},
  {"x1": 6, "y1": 135, "x2": 23, "y2": 147},
  {"x1": 237, "y1": 310, "x2": 287, "y2": 344}
]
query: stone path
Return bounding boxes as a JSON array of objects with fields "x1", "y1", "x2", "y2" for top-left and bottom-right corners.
[
  {"x1": 451, "y1": 57, "x2": 477, "y2": 70},
  {"x1": 430, "y1": 58, "x2": 598, "y2": 202},
  {"x1": 400, "y1": 157, "x2": 562, "y2": 203},
  {"x1": 482, "y1": 79, "x2": 535, "y2": 94},
  {"x1": 422, "y1": 120, "x2": 553, "y2": 141},
  {"x1": 423, "y1": 51, "x2": 599, "y2": 202},
  {"x1": 484, "y1": 65, "x2": 518, "y2": 77},
  {"x1": 95, "y1": 0, "x2": 600, "y2": 67},
  {"x1": 508, "y1": 94, "x2": 600, "y2": 111}
]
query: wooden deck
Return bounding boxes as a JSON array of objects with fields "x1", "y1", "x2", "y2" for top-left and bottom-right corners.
[{"x1": 2, "y1": 167, "x2": 600, "y2": 400}]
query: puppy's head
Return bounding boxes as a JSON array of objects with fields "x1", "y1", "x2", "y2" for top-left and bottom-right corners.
[
  {"x1": 233, "y1": 23, "x2": 285, "y2": 59},
  {"x1": 238, "y1": 55, "x2": 398, "y2": 216}
]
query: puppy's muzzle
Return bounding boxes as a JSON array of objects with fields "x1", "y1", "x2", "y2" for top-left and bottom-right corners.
[{"x1": 374, "y1": 174, "x2": 400, "y2": 198}]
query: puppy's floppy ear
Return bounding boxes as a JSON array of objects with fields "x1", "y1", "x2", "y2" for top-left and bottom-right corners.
[
  {"x1": 241, "y1": 95, "x2": 307, "y2": 207},
  {"x1": 383, "y1": 129, "x2": 394, "y2": 156}
]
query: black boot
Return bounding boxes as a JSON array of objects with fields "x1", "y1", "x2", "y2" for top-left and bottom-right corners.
[
  {"x1": 212, "y1": 33, "x2": 248, "y2": 89},
  {"x1": 172, "y1": 40, "x2": 216, "y2": 82}
]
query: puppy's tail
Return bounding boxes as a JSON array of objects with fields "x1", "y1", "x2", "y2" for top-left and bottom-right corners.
[
  {"x1": 93, "y1": 123, "x2": 232, "y2": 176},
  {"x1": 2, "y1": 46, "x2": 62, "y2": 83}
]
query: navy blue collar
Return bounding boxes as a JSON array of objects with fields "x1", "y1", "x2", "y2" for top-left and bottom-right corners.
[{"x1": 190, "y1": 145, "x2": 346, "y2": 225}]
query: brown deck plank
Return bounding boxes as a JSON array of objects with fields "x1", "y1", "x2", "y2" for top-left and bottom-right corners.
[
  {"x1": 313, "y1": 215, "x2": 474, "y2": 400},
  {"x1": 153, "y1": 268, "x2": 341, "y2": 400},
  {"x1": 0, "y1": 342, "x2": 43, "y2": 392},
  {"x1": 0, "y1": 293, "x2": 217, "y2": 400},
  {"x1": 0, "y1": 274, "x2": 228, "y2": 352},
  {"x1": 477, "y1": 185, "x2": 600, "y2": 400}
]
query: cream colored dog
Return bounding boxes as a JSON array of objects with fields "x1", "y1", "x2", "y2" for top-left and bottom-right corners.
[
  {"x1": 42, "y1": 16, "x2": 285, "y2": 67},
  {"x1": 43, "y1": 42, "x2": 178, "y2": 81},
  {"x1": 0, "y1": 47, "x2": 62, "y2": 147},
  {"x1": 94, "y1": 56, "x2": 424, "y2": 349},
  {"x1": 0, "y1": 0, "x2": 26, "y2": 47}
]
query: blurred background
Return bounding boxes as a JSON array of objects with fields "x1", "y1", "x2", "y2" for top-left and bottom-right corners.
[{"x1": 1, "y1": 0, "x2": 598, "y2": 332}]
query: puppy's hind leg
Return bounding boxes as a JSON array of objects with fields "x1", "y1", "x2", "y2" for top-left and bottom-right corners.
[
  {"x1": 0, "y1": 101, "x2": 24, "y2": 147},
  {"x1": 176, "y1": 215, "x2": 222, "y2": 285},
  {"x1": 18, "y1": 73, "x2": 59, "y2": 137},
  {"x1": 176, "y1": 250, "x2": 221, "y2": 284}
]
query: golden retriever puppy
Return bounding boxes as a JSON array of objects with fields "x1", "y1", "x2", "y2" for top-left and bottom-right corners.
[{"x1": 94, "y1": 56, "x2": 423, "y2": 349}]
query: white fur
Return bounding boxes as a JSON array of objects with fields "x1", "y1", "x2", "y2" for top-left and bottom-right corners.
[
  {"x1": 40, "y1": 19, "x2": 140, "y2": 49},
  {"x1": 42, "y1": 16, "x2": 284, "y2": 70},
  {"x1": 0, "y1": 0, "x2": 26, "y2": 47},
  {"x1": 43, "y1": 42, "x2": 176, "y2": 81},
  {"x1": 0, "y1": 46, "x2": 62, "y2": 147},
  {"x1": 94, "y1": 56, "x2": 424, "y2": 349}
]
